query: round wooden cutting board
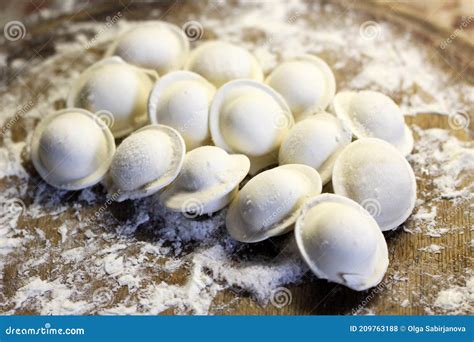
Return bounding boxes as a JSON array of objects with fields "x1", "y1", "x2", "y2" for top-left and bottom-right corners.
[{"x1": 0, "y1": 0, "x2": 472, "y2": 315}]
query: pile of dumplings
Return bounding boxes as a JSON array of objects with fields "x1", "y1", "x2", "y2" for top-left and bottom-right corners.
[{"x1": 30, "y1": 21, "x2": 417, "y2": 292}]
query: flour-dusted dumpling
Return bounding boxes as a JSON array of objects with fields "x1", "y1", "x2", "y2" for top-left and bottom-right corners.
[
  {"x1": 332, "y1": 90, "x2": 414, "y2": 156},
  {"x1": 30, "y1": 108, "x2": 115, "y2": 190},
  {"x1": 210, "y1": 79, "x2": 294, "y2": 174},
  {"x1": 160, "y1": 146, "x2": 250, "y2": 215},
  {"x1": 265, "y1": 55, "x2": 336, "y2": 122},
  {"x1": 67, "y1": 57, "x2": 158, "y2": 138},
  {"x1": 295, "y1": 194, "x2": 389, "y2": 291},
  {"x1": 226, "y1": 164, "x2": 322, "y2": 243},
  {"x1": 279, "y1": 112, "x2": 351, "y2": 184},
  {"x1": 186, "y1": 41, "x2": 263, "y2": 87},
  {"x1": 105, "y1": 22, "x2": 189, "y2": 75},
  {"x1": 148, "y1": 71, "x2": 216, "y2": 150},
  {"x1": 106, "y1": 125, "x2": 185, "y2": 201},
  {"x1": 332, "y1": 138, "x2": 417, "y2": 231}
]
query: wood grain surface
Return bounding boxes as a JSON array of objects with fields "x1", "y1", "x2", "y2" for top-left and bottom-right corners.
[
  {"x1": 218, "y1": 113, "x2": 472, "y2": 315},
  {"x1": 0, "y1": 0, "x2": 472, "y2": 315}
]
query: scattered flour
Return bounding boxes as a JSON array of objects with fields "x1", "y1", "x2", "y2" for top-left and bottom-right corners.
[
  {"x1": 409, "y1": 127, "x2": 474, "y2": 202},
  {"x1": 418, "y1": 244, "x2": 445, "y2": 254},
  {"x1": 406, "y1": 127, "x2": 474, "y2": 238},
  {"x1": 434, "y1": 277, "x2": 474, "y2": 314},
  {"x1": 104, "y1": 255, "x2": 124, "y2": 276},
  {"x1": 58, "y1": 224, "x2": 68, "y2": 244},
  {"x1": 400, "y1": 299, "x2": 410, "y2": 308},
  {"x1": 0, "y1": 0, "x2": 472, "y2": 315}
]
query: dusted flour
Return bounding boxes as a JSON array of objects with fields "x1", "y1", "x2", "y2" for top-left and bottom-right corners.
[{"x1": 0, "y1": 0, "x2": 472, "y2": 315}]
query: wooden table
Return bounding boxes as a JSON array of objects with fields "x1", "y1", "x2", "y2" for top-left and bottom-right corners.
[{"x1": 0, "y1": 0, "x2": 472, "y2": 315}]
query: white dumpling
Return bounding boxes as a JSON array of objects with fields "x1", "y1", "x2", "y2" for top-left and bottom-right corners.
[
  {"x1": 266, "y1": 55, "x2": 336, "y2": 122},
  {"x1": 210, "y1": 80, "x2": 294, "y2": 174},
  {"x1": 105, "y1": 22, "x2": 189, "y2": 75},
  {"x1": 30, "y1": 108, "x2": 115, "y2": 190},
  {"x1": 332, "y1": 138, "x2": 417, "y2": 231},
  {"x1": 186, "y1": 41, "x2": 263, "y2": 87},
  {"x1": 148, "y1": 71, "x2": 216, "y2": 150},
  {"x1": 160, "y1": 146, "x2": 250, "y2": 215},
  {"x1": 226, "y1": 164, "x2": 322, "y2": 243},
  {"x1": 279, "y1": 112, "x2": 351, "y2": 184},
  {"x1": 332, "y1": 90, "x2": 413, "y2": 156},
  {"x1": 67, "y1": 57, "x2": 158, "y2": 138},
  {"x1": 106, "y1": 125, "x2": 185, "y2": 201},
  {"x1": 295, "y1": 193, "x2": 389, "y2": 291}
]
